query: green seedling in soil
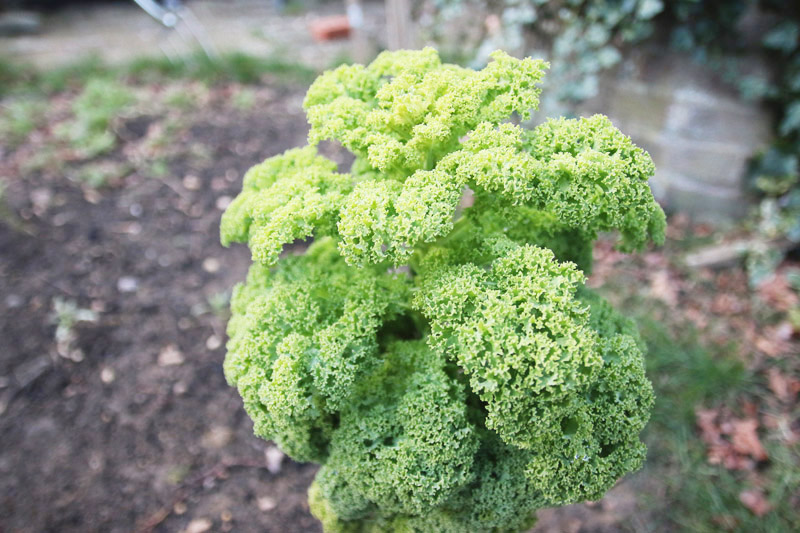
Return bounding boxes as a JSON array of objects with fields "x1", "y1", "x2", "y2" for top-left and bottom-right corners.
[
  {"x1": 231, "y1": 87, "x2": 257, "y2": 111},
  {"x1": 56, "y1": 78, "x2": 134, "y2": 159},
  {"x1": 220, "y1": 48, "x2": 666, "y2": 532},
  {"x1": 50, "y1": 297, "x2": 97, "y2": 362},
  {"x1": 162, "y1": 82, "x2": 211, "y2": 111},
  {"x1": 0, "y1": 54, "x2": 107, "y2": 96},
  {"x1": 0, "y1": 181, "x2": 29, "y2": 234},
  {"x1": 124, "y1": 50, "x2": 317, "y2": 85},
  {"x1": 206, "y1": 290, "x2": 231, "y2": 317}
]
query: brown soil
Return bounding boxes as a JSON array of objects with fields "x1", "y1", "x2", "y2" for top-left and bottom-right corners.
[{"x1": 0, "y1": 84, "x2": 327, "y2": 533}]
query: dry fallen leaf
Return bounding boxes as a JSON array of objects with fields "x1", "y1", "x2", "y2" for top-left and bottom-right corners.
[
  {"x1": 684, "y1": 306, "x2": 709, "y2": 329},
  {"x1": 767, "y1": 368, "x2": 800, "y2": 404},
  {"x1": 696, "y1": 409, "x2": 769, "y2": 469},
  {"x1": 649, "y1": 269, "x2": 678, "y2": 307},
  {"x1": 696, "y1": 408, "x2": 721, "y2": 444},
  {"x1": 711, "y1": 293, "x2": 747, "y2": 315},
  {"x1": 755, "y1": 331, "x2": 791, "y2": 358},
  {"x1": 730, "y1": 418, "x2": 768, "y2": 462},
  {"x1": 739, "y1": 489, "x2": 772, "y2": 517},
  {"x1": 758, "y1": 272, "x2": 800, "y2": 312}
]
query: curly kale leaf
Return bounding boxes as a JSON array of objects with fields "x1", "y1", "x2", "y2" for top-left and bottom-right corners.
[
  {"x1": 416, "y1": 240, "x2": 653, "y2": 504},
  {"x1": 304, "y1": 49, "x2": 547, "y2": 175},
  {"x1": 223, "y1": 238, "x2": 410, "y2": 461},
  {"x1": 314, "y1": 340, "x2": 478, "y2": 520},
  {"x1": 440, "y1": 115, "x2": 666, "y2": 252},
  {"x1": 415, "y1": 240, "x2": 601, "y2": 449},
  {"x1": 220, "y1": 146, "x2": 352, "y2": 265}
]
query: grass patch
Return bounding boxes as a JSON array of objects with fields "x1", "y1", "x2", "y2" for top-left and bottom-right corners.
[
  {"x1": 0, "y1": 50, "x2": 317, "y2": 97},
  {"x1": 124, "y1": 51, "x2": 316, "y2": 85},
  {"x1": 640, "y1": 316, "x2": 746, "y2": 436},
  {"x1": 629, "y1": 313, "x2": 798, "y2": 532},
  {"x1": 0, "y1": 96, "x2": 47, "y2": 146},
  {"x1": 56, "y1": 78, "x2": 135, "y2": 158}
]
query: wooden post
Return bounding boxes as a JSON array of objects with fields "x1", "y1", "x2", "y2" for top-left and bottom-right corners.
[
  {"x1": 385, "y1": 0, "x2": 412, "y2": 50},
  {"x1": 346, "y1": 0, "x2": 372, "y2": 63}
]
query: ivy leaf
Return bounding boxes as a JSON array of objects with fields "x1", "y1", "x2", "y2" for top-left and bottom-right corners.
[
  {"x1": 737, "y1": 75, "x2": 774, "y2": 101},
  {"x1": 788, "y1": 68, "x2": 800, "y2": 92},
  {"x1": 671, "y1": 26, "x2": 695, "y2": 51},
  {"x1": 595, "y1": 46, "x2": 622, "y2": 68},
  {"x1": 584, "y1": 23, "x2": 611, "y2": 47},
  {"x1": 637, "y1": 0, "x2": 664, "y2": 20},
  {"x1": 779, "y1": 102, "x2": 800, "y2": 136},
  {"x1": 763, "y1": 22, "x2": 799, "y2": 53}
]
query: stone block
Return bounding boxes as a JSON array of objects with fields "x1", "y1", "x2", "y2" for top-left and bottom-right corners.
[
  {"x1": 660, "y1": 171, "x2": 751, "y2": 220},
  {"x1": 664, "y1": 88, "x2": 772, "y2": 148},
  {"x1": 657, "y1": 137, "x2": 751, "y2": 189},
  {"x1": 606, "y1": 82, "x2": 672, "y2": 137}
]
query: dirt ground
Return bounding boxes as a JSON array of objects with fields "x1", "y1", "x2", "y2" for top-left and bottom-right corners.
[
  {"x1": 0, "y1": 75, "x2": 661, "y2": 532},
  {"x1": 0, "y1": 82, "x2": 327, "y2": 532}
]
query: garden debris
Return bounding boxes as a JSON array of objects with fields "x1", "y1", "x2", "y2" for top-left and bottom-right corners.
[
  {"x1": 215, "y1": 195, "x2": 232, "y2": 210},
  {"x1": 182, "y1": 174, "x2": 202, "y2": 191},
  {"x1": 696, "y1": 408, "x2": 769, "y2": 469},
  {"x1": 184, "y1": 518, "x2": 212, "y2": 533},
  {"x1": 202, "y1": 257, "x2": 220, "y2": 273},
  {"x1": 309, "y1": 15, "x2": 351, "y2": 41},
  {"x1": 158, "y1": 344, "x2": 185, "y2": 366},
  {"x1": 648, "y1": 269, "x2": 678, "y2": 307},
  {"x1": 264, "y1": 446, "x2": 285, "y2": 474},
  {"x1": 684, "y1": 238, "x2": 794, "y2": 269},
  {"x1": 13, "y1": 356, "x2": 50, "y2": 389},
  {"x1": 100, "y1": 367, "x2": 116, "y2": 384},
  {"x1": 117, "y1": 276, "x2": 139, "y2": 293},
  {"x1": 757, "y1": 270, "x2": 800, "y2": 311},
  {"x1": 0, "y1": 10, "x2": 41, "y2": 36},
  {"x1": 755, "y1": 323, "x2": 794, "y2": 357},
  {"x1": 205, "y1": 335, "x2": 222, "y2": 350},
  {"x1": 257, "y1": 496, "x2": 277, "y2": 512},
  {"x1": 201, "y1": 426, "x2": 232, "y2": 450},
  {"x1": 739, "y1": 488, "x2": 772, "y2": 516},
  {"x1": 730, "y1": 419, "x2": 768, "y2": 462},
  {"x1": 766, "y1": 368, "x2": 800, "y2": 403}
]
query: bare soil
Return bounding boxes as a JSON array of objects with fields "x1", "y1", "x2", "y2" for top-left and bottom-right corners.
[{"x1": 0, "y1": 84, "x2": 329, "y2": 533}]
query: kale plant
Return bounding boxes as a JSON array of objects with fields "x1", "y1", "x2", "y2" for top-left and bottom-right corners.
[{"x1": 221, "y1": 48, "x2": 665, "y2": 532}]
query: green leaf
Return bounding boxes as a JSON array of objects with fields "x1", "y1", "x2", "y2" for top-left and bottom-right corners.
[
  {"x1": 779, "y1": 101, "x2": 800, "y2": 136},
  {"x1": 763, "y1": 22, "x2": 799, "y2": 53},
  {"x1": 637, "y1": 0, "x2": 664, "y2": 20}
]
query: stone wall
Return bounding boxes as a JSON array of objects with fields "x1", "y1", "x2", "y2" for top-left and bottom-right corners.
[{"x1": 579, "y1": 51, "x2": 774, "y2": 220}]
